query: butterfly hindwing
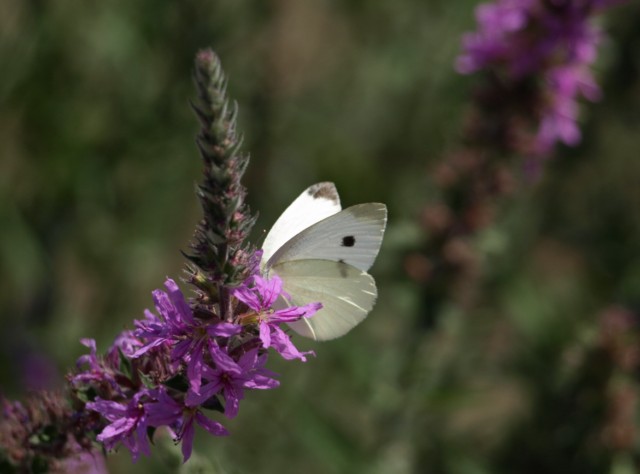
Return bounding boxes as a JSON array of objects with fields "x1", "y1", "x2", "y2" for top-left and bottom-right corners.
[
  {"x1": 266, "y1": 202, "x2": 387, "y2": 272},
  {"x1": 261, "y1": 182, "x2": 341, "y2": 264},
  {"x1": 270, "y1": 259, "x2": 377, "y2": 341}
]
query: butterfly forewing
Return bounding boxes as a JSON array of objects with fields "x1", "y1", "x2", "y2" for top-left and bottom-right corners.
[
  {"x1": 266, "y1": 203, "x2": 387, "y2": 272},
  {"x1": 261, "y1": 182, "x2": 342, "y2": 264},
  {"x1": 270, "y1": 259, "x2": 377, "y2": 341}
]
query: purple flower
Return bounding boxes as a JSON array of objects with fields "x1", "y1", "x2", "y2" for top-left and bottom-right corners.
[
  {"x1": 73, "y1": 265, "x2": 322, "y2": 464},
  {"x1": 146, "y1": 389, "x2": 228, "y2": 462},
  {"x1": 71, "y1": 339, "x2": 122, "y2": 395},
  {"x1": 133, "y1": 278, "x2": 242, "y2": 394},
  {"x1": 59, "y1": 47, "x2": 341, "y2": 468},
  {"x1": 233, "y1": 275, "x2": 320, "y2": 361},
  {"x1": 185, "y1": 348, "x2": 279, "y2": 418},
  {"x1": 75, "y1": 339, "x2": 101, "y2": 375},
  {"x1": 456, "y1": 0, "x2": 533, "y2": 75},
  {"x1": 132, "y1": 280, "x2": 198, "y2": 357},
  {"x1": 86, "y1": 391, "x2": 152, "y2": 462},
  {"x1": 456, "y1": 0, "x2": 604, "y2": 77},
  {"x1": 456, "y1": 0, "x2": 625, "y2": 155},
  {"x1": 105, "y1": 330, "x2": 142, "y2": 369}
]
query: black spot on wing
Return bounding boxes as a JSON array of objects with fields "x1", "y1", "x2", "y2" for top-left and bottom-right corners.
[{"x1": 341, "y1": 235, "x2": 355, "y2": 247}]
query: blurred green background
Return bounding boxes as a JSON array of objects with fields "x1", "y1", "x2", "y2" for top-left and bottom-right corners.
[{"x1": 1, "y1": 1, "x2": 639, "y2": 473}]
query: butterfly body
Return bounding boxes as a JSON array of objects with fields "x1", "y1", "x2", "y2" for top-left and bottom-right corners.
[{"x1": 261, "y1": 182, "x2": 387, "y2": 341}]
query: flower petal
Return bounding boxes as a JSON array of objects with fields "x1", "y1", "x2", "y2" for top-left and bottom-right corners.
[{"x1": 195, "y1": 411, "x2": 228, "y2": 437}]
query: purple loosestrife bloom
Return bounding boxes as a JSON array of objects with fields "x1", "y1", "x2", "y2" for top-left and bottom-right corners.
[
  {"x1": 58, "y1": 53, "x2": 331, "y2": 469},
  {"x1": 133, "y1": 278, "x2": 242, "y2": 394},
  {"x1": 105, "y1": 329, "x2": 142, "y2": 369},
  {"x1": 186, "y1": 348, "x2": 279, "y2": 418},
  {"x1": 109, "y1": 330, "x2": 142, "y2": 358},
  {"x1": 71, "y1": 339, "x2": 123, "y2": 396},
  {"x1": 146, "y1": 389, "x2": 228, "y2": 462},
  {"x1": 456, "y1": 0, "x2": 533, "y2": 75},
  {"x1": 233, "y1": 274, "x2": 321, "y2": 361},
  {"x1": 86, "y1": 391, "x2": 152, "y2": 462},
  {"x1": 456, "y1": 0, "x2": 624, "y2": 155}
]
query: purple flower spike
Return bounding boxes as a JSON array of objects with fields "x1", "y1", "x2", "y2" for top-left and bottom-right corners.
[
  {"x1": 57, "y1": 53, "x2": 334, "y2": 469},
  {"x1": 456, "y1": 0, "x2": 626, "y2": 156}
]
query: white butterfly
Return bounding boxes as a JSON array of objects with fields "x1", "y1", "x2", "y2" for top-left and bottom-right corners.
[{"x1": 261, "y1": 182, "x2": 387, "y2": 341}]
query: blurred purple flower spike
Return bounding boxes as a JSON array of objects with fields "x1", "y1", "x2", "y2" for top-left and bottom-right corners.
[{"x1": 457, "y1": 0, "x2": 626, "y2": 156}]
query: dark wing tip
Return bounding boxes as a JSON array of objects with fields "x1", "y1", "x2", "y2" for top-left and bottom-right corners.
[{"x1": 307, "y1": 182, "x2": 340, "y2": 205}]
